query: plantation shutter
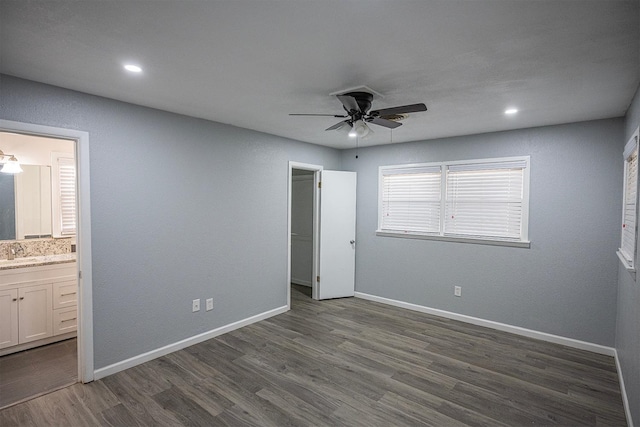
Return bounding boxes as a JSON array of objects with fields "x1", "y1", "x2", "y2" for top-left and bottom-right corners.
[
  {"x1": 444, "y1": 160, "x2": 526, "y2": 240},
  {"x1": 381, "y1": 166, "x2": 442, "y2": 234},
  {"x1": 620, "y1": 138, "x2": 638, "y2": 266},
  {"x1": 57, "y1": 157, "x2": 76, "y2": 236}
]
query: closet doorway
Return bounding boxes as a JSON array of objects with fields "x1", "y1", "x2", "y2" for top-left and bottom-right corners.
[
  {"x1": 290, "y1": 168, "x2": 316, "y2": 303},
  {"x1": 287, "y1": 161, "x2": 357, "y2": 306}
]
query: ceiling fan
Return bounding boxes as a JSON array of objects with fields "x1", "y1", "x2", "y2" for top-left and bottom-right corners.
[{"x1": 290, "y1": 91, "x2": 427, "y2": 138}]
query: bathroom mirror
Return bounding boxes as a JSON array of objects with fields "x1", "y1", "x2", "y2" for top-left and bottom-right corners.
[
  {"x1": 0, "y1": 165, "x2": 53, "y2": 241},
  {"x1": 0, "y1": 173, "x2": 16, "y2": 240}
]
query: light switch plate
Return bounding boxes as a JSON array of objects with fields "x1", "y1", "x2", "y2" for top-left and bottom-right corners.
[
  {"x1": 206, "y1": 298, "x2": 213, "y2": 311},
  {"x1": 192, "y1": 299, "x2": 200, "y2": 312}
]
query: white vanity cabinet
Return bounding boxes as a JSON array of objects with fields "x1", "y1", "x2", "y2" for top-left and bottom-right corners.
[{"x1": 0, "y1": 262, "x2": 77, "y2": 355}]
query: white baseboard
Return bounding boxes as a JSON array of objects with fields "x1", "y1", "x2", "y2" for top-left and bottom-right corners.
[
  {"x1": 94, "y1": 305, "x2": 289, "y2": 380},
  {"x1": 291, "y1": 279, "x2": 312, "y2": 287},
  {"x1": 354, "y1": 292, "x2": 615, "y2": 356},
  {"x1": 614, "y1": 350, "x2": 635, "y2": 427}
]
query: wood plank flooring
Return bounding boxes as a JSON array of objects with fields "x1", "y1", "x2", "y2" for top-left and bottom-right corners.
[
  {"x1": 0, "y1": 285, "x2": 627, "y2": 426},
  {"x1": 0, "y1": 338, "x2": 77, "y2": 409}
]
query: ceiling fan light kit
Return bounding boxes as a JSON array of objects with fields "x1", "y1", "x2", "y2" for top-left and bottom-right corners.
[
  {"x1": 350, "y1": 119, "x2": 371, "y2": 138},
  {"x1": 290, "y1": 91, "x2": 427, "y2": 140}
]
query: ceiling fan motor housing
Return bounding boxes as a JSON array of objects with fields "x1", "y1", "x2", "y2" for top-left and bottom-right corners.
[{"x1": 342, "y1": 91, "x2": 374, "y2": 116}]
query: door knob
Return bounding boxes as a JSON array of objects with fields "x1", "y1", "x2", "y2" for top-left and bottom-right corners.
[{"x1": 350, "y1": 240, "x2": 355, "y2": 244}]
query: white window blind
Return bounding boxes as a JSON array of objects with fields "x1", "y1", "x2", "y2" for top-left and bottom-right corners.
[
  {"x1": 51, "y1": 153, "x2": 76, "y2": 238},
  {"x1": 619, "y1": 130, "x2": 639, "y2": 268},
  {"x1": 445, "y1": 160, "x2": 526, "y2": 241},
  {"x1": 378, "y1": 157, "x2": 530, "y2": 245},
  {"x1": 57, "y1": 157, "x2": 76, "y2": 236},
  {"x1": 381, "y1": 166, "x2": 442, "y2": 234}
]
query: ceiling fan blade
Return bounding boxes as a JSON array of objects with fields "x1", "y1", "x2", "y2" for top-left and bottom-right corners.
[
  {"x1": 325, "y1": 120, "x2": 350, "y2": 131},
  {"x1": 368, "y1": 116, "x2": 402, "y2": 129},
  {"x1": 337, "y1": 94, "x2": 361, "y2": 113},
  {"x1": 370, "y1": 103, "x2": 427, "y2": 117},
  {"x1": 289, "y1": 113, "x2": 348, "y2": 117}
]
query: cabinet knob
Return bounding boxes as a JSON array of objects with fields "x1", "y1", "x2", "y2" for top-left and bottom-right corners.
[
  {"x1": 19, "y1": 297, "x2": 24, "y2": 300},
  {"x1": 12, "y1": 298, "x2": 17, "y2": 302}
]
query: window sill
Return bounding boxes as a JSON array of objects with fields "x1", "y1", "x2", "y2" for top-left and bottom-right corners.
[
  {"x1": 616, "y1": 250, "x2": 636, "y2": 275},
  {"x1": 376, "y1": 230, "x2": 531, "y2": 248}
]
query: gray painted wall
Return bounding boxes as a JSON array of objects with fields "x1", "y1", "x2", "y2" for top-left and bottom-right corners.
[
  {"x1": 0, "y1": 75, "x2": 341, "y2": 369},
  {"x1": 617, "y1": 83, "x2": 640, "y2": 426},
  {"x1": 341, "y1": 119, "x2": 623, "y2": 347}
]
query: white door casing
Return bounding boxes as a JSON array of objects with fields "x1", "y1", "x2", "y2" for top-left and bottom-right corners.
[{"x1": 318, "y1": 170, "x2": 357, "y2": 300}]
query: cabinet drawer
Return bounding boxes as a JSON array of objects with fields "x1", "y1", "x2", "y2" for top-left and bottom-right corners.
[
  {"x1": 53, "y1": 306, "x2": 77, "y2": 335},
  {"x1": 53, "y1": 280, "x2": 77, "y2": 309}
]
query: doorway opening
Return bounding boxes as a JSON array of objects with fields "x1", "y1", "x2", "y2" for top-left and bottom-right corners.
[
  {"x1": 287, "y1": 162, "x2": 322, "y2": 308},
  {"x1": 287, "y1": 162, "x2": 358, "y2": 309},
  {"x1": 290, "y1": 168, "x2": 316, "y2": 306},
  {"x1": 0, "y1": 120, "x2": 93, "y2": 409},
  {"x1": 0, "y1": 132, "x2": 76, "y2": 408}
]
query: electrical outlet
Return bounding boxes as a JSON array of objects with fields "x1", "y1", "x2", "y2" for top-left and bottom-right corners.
[
  {"x1": 206, "y1": 298, "x2": 213, "y2": 311},
  {"x1": 454, "y1": 286, "x2": 462, "y2": 297},
  {"x1": 192, "y1": 298, "x2": 200, "y2": 312}
]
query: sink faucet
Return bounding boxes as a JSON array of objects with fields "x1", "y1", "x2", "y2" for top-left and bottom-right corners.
[{"x1": 7, "y1": 244, "x2": 15, "y2": 260}]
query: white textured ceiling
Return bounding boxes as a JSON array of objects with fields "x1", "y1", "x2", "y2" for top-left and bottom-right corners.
[{"x1": 1, "y1": 1, "x2": 638, "y2": 149}]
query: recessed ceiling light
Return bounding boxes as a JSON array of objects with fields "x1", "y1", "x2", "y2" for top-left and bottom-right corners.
[
  {"x1": 124, "y1": 64, "x2": 142, "y2": 73},
  {"x1": 505, "y1": 108, "x2": 518, "y2": 115}
]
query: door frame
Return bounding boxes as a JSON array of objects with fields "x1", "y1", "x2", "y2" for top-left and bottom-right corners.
[
  {"x1": 287, "y1": 161, "x2": 322, "y2": 308},
  {"x1": 0, "y1": 119, "x2": 94, "y2": 383}
]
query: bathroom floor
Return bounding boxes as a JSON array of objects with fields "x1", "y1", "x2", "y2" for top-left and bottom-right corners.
[{"x1": 0, "y1": 338, "x2": 77, "y2": 409}]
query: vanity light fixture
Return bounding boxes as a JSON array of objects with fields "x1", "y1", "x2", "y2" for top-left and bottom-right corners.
[{"x1": 0, "y1": 149, "x2": 23, "y2": 174}]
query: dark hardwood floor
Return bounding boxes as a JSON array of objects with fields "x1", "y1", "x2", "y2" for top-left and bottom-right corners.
[
  {"x1": 0, "y1": 338, "x2": 77, "y2": 409},
  {"x1": 0, "y1": 285, "x2": 627, "y2": 426}
]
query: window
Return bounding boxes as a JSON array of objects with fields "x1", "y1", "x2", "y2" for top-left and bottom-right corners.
[
  {"x1": 378, "y1": 157, "x2": 530, "y2": 247},
  {"x1": 618, "y1": 127, "x2": 639, "y2": 271},
  {"x1": 380, "y1": 165, "x2": 442, "y2": 234}
]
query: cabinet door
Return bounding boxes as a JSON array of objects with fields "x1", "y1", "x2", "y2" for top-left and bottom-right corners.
[
  {"x1": 0, "y1": 288, "x2": 19, "y2": 349},
  {"x1": 18, "y1": 284, "x2": 53, "y2": 344}
]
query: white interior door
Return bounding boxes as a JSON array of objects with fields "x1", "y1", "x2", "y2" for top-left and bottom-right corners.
[{"x1": 318, "y1": 170, "x2": 357, "y2": 299}]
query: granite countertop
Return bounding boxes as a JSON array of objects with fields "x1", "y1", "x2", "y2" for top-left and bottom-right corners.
[{"x1": 0, "y1": 253, "x2": 77, "y2": 270}]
